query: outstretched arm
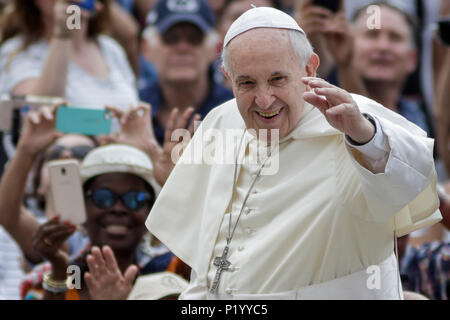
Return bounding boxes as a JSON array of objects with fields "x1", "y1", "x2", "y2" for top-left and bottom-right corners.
[
  {"x1": 303, "y1": 77, "x2": 436, "y2": 220},
  {"x1": 0, "y1": 105, "x2": 62, "y2": 262}
]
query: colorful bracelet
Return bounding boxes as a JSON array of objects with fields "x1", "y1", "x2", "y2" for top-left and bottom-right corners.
[{"x1": 42, "y1": 272, "x2": 70, "y2": 294}]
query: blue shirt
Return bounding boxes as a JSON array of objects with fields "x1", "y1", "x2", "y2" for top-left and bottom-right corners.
[
  {"x1": 397, "y1": 97, "x2": 431, "y2": 136},
  {"x1": 139, "y1": 67, "x2": 234, "y2": 145}
]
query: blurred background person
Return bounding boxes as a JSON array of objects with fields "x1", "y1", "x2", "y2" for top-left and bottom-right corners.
[
  {"x1": 22, "y1": 143, "x2": 188, "y2": 300},
  {"x1": 207, "y1": 0, "x2": 228, "y2": 22},
  {"x1": 0, "y1": 0, "x2": 138, "y2": 108},
  {"x1": 0, "y1": 100, "x2": 196, "y2": 299},
  {"x1": 351, "y1": 3, "x2": 431, "y2": 135},
  {"x1": 140, "y1": 0, "x2": 233, "y2": 145},
  {"x1": 0, "y1": 105, "x2": 97, "y2": 300}
]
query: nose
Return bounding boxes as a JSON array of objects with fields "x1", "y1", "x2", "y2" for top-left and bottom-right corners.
[
  {"x1": 374, "y1": 34, "x2": 391, "y2": 51},
  {"x1": 174, "y1": 37, "x2": 194, "y2": 51},
  {"x1": 60, "y1": 149, "x2": 72, "y2": 159},
  {"x1": 254, "y1": 87, "x2": 276, "y2": 110},
  {"x1": 109, "y1": 198, "x2": 129, "y2": 214}
]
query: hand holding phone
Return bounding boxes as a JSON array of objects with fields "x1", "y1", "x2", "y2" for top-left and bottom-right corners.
[{"x1": 49, "y1": 159, "x2": 87, "y2": 225}]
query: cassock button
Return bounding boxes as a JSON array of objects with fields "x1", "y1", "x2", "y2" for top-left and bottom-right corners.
[
  {"x1": 245, "y1": 227, "x2": 252, "y2": 235},
  {"x1": 225, "y1": 288, "x2": 233, "y2": 295},
  {"x1": 238, "y1": 245, "x2": 245, "y2": 252},
  {"x1": 244, "y1": 207, "x2": 252, "y2": 215}
]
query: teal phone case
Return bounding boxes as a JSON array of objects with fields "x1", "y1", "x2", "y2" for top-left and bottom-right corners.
[{"x1": 56, "y1": 106, "x2": 111, "y2": 136}]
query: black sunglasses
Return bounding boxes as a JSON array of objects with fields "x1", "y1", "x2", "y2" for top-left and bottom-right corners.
[
  {"x1": 85, "y1": 188, "x2": 154, "y2": 211},
  {"x1": 438, "y1": 19, "x2": 450, "y2": 47},
  {"x1": 45, "y1": 145, "x2": 93, "y2": 161},
  {"x1": 161, "y1": 28, "x2": 205, "y2": 46}
]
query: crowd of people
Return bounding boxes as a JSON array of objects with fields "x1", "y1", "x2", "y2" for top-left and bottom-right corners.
[{"x1": 0, "y1": 0, "x2": 448, "y2": 300}]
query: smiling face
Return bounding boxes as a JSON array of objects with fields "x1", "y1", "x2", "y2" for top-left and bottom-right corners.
[
  {"x1": 150, "y1": 22, "x2": 215, "y2": 86},
  {"x1": 85, "y1": 173, "x2": 153, "y2": 253},
  {"x1": 353, "y1": 5, "x2": 417, "y2": 85},
  {"x1": 224, "y1": 28, "x2": 318, "y2": 140}
]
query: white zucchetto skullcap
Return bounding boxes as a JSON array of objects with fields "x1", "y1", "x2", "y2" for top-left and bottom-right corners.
[{"x1": 223, "y1": 6, "x2": 305, "y2": 48}]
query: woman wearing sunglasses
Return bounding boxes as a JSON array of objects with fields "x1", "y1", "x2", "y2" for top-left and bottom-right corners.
[
  {"x1": 0, "y1": 105, "x2": 98, "y2": 299},
  {"x1": 21, "y1": 143, "x2": 189, "y2": 300}
]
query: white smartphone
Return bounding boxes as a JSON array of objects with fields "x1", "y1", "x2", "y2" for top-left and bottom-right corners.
[{"x1": 48, "y1": 159, "x2": 87, "y2": 225}]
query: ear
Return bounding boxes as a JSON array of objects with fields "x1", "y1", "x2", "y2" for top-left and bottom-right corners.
[
  {"x1": 222, "y1": 65, "x2": 232, "y2": 84},
  {"x1": 406, "y1": 49, "x2": 418, "y2": 74},
  {"x1": 141, "y1": 38, "x2": 154, "y2": 63},
  {"x1": 305, "y1": 53, "x2": 320, "y2": 77},
  {"x1": 222, "y1": 65, "x2": 236, "y2": 95}
]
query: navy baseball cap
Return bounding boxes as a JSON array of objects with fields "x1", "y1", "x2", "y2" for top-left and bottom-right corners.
[{"x1": 146, "y1": 0, "x2": 215, "y2": 33}]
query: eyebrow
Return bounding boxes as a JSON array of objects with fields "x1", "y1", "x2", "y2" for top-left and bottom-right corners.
[
  {"x1": 235, "y1": 76, "x2": 253, "y2": 82},
  {"x1": 235, "y1": 72, "x2": 286, "y2": 82},
  {"x1": 270, "y1": 72, "x2": 286, "y2": 77}
]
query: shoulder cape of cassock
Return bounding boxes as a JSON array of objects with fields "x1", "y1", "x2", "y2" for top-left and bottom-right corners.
[{"x1": 146, "y1": 94, "x2": 441, "y2": 275}]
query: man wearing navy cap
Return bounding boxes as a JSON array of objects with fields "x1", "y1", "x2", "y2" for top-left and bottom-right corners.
[{"x1": 140, "y1": 0, "x2": 233, "y2": 145}]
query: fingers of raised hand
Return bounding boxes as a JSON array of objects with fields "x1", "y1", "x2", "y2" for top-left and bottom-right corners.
[
  {"x1": 303, "y1": 91, "x2": 330, "y2": 115},
  {"x1": 87, "y1": 246, "x2": 108, "y2": 278},
  {"x1": 124, "y1": 265, "x2": 139, "y2": 285},
  {"x1": 302, "y1": 78, "x2": 351, "y2": 105},
  {"x1": 325, "y1": 103, "x2": 357, "y2": 118},
  {"x1": 302, "y1": 77, "x2": 335, "y2": 89},
  {"x1": 28, "y1": 105, "x2": 60, "y2": 125},
  {"x1": 101, "y1": 245, "x2": 120, "y2": 274},
  {"x1": 177, "y1": 107, "x2": 195, "y2": 129},
  {"x1": 189, "y1": 114, "x2": 202, "y2": 137},
  {"x1": 164, "y1": 108, "x2": 180, "y2": 142},
  {"x1": 28, "y1": 111, "x2": 41, "y2": 125},
  {"x1": 136, "y1": 102, "x2": 151, "y2": 115},
  {"x1": 105, "y1": 105, "x2": 124, "y2": 121},
  {"x1": 33, "y1": 219, "x2": 75, "y2": 254},
  {"x1": 313, "y1": 87, "x2": 351, "y2": 106}
]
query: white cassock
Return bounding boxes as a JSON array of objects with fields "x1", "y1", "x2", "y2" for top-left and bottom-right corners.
[{"x1": 146, "y1": 94, "x2": 442, "y2": 300}]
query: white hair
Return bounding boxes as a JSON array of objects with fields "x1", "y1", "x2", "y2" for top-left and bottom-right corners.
[{"x1": 221, "y1": 29, "x2": 314, "y2": 77}]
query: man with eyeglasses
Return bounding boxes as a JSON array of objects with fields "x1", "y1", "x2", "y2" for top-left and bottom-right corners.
[{"x1": 140, "y1": 0, "x2": 233, "y2": 145}]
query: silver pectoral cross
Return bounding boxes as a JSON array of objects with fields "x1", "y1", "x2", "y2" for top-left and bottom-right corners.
[{"x1": 209, "y1": 245, "x2": 232, "y2": 294}]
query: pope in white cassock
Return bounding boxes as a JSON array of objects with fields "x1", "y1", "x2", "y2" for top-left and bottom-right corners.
[{"x1": 145, "y1": 7, "x2": 442, "y2": 299}]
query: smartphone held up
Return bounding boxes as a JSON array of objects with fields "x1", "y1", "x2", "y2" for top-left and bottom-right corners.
[
  {"x1": 49, "y1": 159, "x2": 87, "y2": 225},
  {"x1": 56, "y1": 106, "x2": 112, "y2": 136}
]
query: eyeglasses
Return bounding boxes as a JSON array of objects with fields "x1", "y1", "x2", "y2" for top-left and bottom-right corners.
[
  {"x1": 85, "y1": 188, "x2": 154, "y2": 211},
  {"x1": 161, "y1": 28, "x2": 205, "y2": 46},
  {"x1": 45, "y1": 145, "x2": 93, "y2": 161}
]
